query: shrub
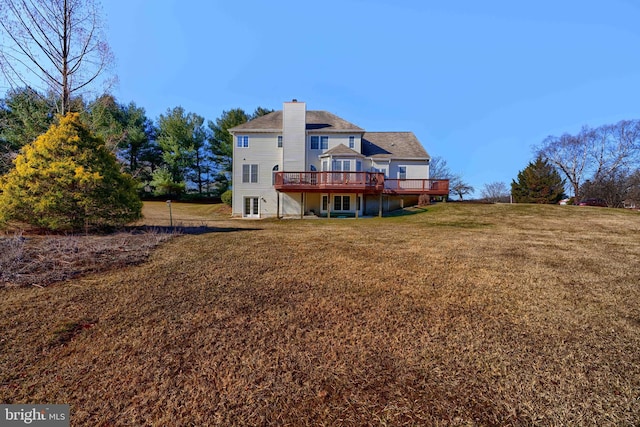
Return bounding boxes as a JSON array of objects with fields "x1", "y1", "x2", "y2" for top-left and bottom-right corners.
[
  {"x1": 0, "y1": 113, "x2": 142, "y2": 231},
  {"x1": 221, "y1": 190, "x2": 232, "y2": 206}
]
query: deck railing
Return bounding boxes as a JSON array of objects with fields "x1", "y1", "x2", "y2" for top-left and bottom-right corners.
[
  {"x1": 274, "y1": 171, "x2": 449, "y2": 195},
  {"x1": 274, "y1": 171, "x2": 385, "y2": 193},
  {"x1": 383, "y1": 179, "x2": 449, "y2": 195}
]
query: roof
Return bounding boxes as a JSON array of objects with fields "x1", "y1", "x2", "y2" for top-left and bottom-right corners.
[
  {"x1": 362, "y1": 132, "x2": 430, "y2": 159},
  {"x1": 321, "y1": 144, "x2": 364, "y2": 157},
  {"x1": 229, "y1": 110, "x2": 364, "y2": 132}
]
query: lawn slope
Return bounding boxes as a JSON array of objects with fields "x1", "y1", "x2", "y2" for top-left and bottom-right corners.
[{"x1": 1, "y1": 204, "x2": 639, "y2": 425}]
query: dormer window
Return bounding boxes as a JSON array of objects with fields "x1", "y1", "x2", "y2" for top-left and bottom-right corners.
[{"x1": 349, "y1": 136, "x2": 355, "y2": 149}]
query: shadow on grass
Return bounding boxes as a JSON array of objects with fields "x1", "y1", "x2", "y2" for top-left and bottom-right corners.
[
  {"x1": 127, "y1": 225, "x2": 263, "y2": 235},
  {"x1": 383, "y1": 207, "x2": 429, "y2": 217}
]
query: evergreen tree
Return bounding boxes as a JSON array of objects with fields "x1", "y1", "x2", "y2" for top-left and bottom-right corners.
[
  {"x1": 208, "y1": 107, "x2": 273, "y2": 174},
  {"x1": 86, "y1": 95, "x2": 160, "y2": 182},
  {"x1": 208, "y1": 108, "x2": 250, "y2": 174},
  {"x1": 0, "y1": 88, "x2": 56, "y2": 174},
  {"x1": 0, "y1": 113, "x2": 141, "y2": 231},
  {"x1": 511, "y1": 157, "x2": 565, "y2": 203},
  {"x1": 156, "y1": 106, "x2": 208, "y2": 193}
]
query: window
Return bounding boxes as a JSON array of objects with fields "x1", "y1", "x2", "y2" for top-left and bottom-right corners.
[
  {"x1": 311, "y1": 135, "x2": 328, "y2": 149},
  {"x1": 277, "y1": 135, "x2": 283, "y2": 148},
  {"x1": 342, "y1": 196, "x2": 351, "y2": 211},
  {"x1": 322, "y1": 160, "x2": 328, "y2": 171},
  {"x1": 237, "y1": 135, "x2": 249, "y2": 148},
  {"x1": 242, "y1": 164, "x2": 258, "y2": 183},
  {"x1": 272, "y1": 165, "x2": 279, "y2": 185},
  {"x1": 398, "y1": 166, "x2": 407, "y2": 180},
  {"x1": 349, "y1": 136, "x2": 355, "y2": 149},
  {"x1": 333, "y1": 195, "x2": 351, "y2": 211},
  {"x1": 332, "y1": 160, "x2": 350, "y2": 171},
  {"x1": 356, "y1": 161, "x2": 362, "y2": 172}
]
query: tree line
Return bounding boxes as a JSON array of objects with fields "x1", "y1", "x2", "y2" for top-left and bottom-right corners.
[
  {"x1": 535, "y1": 120, "x2": 640, "y2": 207},
  {"x1": 476, "y1": 119, "x2": 640, "y2": 207},
  {"x1": 0, "y1": 87, "x2": 271, "y2": 198}
]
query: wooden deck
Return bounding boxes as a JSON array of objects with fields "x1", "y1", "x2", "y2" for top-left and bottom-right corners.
[
  {"x1": 273, "y1": 172, "x2": 449, "y2": 195},
  {"x1": 383, "y1": 179, "x2": 449, "y2": 195}
]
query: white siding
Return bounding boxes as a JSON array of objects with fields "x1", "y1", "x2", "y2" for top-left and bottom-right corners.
[
  {"x1": 388, "y1": 160, "x2": 429, "y2": 179},
  {"x1": 232, "y1": 133, "x2": 282, "y2": 217}
]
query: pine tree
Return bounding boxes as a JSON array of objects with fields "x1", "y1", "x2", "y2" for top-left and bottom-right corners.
[
  {"x1": 511, "y1": 157, "x2": 566, "y2": 203},
  {"x1": 0, "y1": 113, "x2": 142, "y2": 231}
]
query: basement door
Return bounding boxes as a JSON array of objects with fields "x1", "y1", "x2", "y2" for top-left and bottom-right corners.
[{"x1": 244, "y1": 197, "x2": 259, "y2": 218}]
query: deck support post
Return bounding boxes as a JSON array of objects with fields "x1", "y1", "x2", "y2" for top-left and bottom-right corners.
[
  {"x1": 328, "y1": 193, "x2": 331, "y2": 219},
  {"x1": 378, "y1": 193, "x2": 383, "y2": 217},
  {"x1": 300, "y1": 193, "x2": 304, "y2": 219},
  {"x1": 276, "y1": 192, "x2": 280, "y2": 219},
  {"x1": 355, "y1": 193, "x2": 359, "y2": 219}
]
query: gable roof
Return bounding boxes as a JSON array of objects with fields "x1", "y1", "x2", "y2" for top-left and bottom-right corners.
[
  {"x1": 362, "y1": 132, "x2": 430, "y2": 159},
  {"x1": 321, "y1": 143, "x2": 364, "y2": 157},
  {"x1": 229, "y1": 110, "x2": 364, "y2": 132}
]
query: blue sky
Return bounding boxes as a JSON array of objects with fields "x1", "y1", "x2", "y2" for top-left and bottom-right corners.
[{"x1": 101, "y1": 0, "x2": 640, "y2": 196}]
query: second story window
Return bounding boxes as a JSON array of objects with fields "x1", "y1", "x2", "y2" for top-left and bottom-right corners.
[
  {"x1": 349, "y1": 136, "x2": 355, "y2": 149},
  {"x1": 242, "y1": 164, "x2": 258, "y2": 183},
  {"x1": 398, "y1": 166, "x2": 407, "y2": 180},
  {"x1": 237, "y1": 135, "x2": 249, "y2": 148},
  {"x1": 277, "y1": 135, "x2": 283, "y2": 148},
  {"x1": 310, "y1": 136, "x2": 328, "y2": 150}
]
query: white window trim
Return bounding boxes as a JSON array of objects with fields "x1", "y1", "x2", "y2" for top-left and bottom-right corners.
[
  {"x1": 237, "y1": 135, "x2": 249, "y2": 148},
  {"x1": 242, "y1": 164, "x2": 259, "y2": 183}
]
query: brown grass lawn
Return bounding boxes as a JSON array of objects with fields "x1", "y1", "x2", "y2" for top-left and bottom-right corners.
[{"x1": 1, "y1": 203, "x2": 639, "y2": 425}]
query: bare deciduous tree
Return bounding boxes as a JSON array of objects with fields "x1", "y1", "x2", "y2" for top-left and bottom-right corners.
[
  {"x1": 429, "y1": 155, "x2": 453, "y2": 179},
  {"x1": 450, "y1": 176, "x2": 474, "y2": 201},
  {"x1": 481, "y1": 181, "x2": 509, "y2": 203},
  {"x1": 537, "y1": 120, "x2": 640, "y2": 203},
  {"x1": 430, "y1": 155, "x2": 474, "y2": 200},
  {"x1": 536, "y1": 128, "x2": 591, "y2": 202},
  {"x1": 0, "y1": 0, "x2": 113, "y2": 114}
]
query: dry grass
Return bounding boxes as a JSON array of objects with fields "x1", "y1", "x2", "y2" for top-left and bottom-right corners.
[
  {"x1": 134, "y1": 201, "x2": 232, "y2": 227},
  {"x1": 0, "y1": 229, "x2": 176, "y2": 288},
  {"x1": 1, "y1": 203, "x2": 639, "y2": 425},
  {"x1": 0, "y1": 201, "x2": 231, "y2": 288}
]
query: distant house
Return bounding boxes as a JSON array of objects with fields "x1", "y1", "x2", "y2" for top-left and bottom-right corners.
[{"x1": 229, "y1": 100, "x2": 449, "y2": 218}]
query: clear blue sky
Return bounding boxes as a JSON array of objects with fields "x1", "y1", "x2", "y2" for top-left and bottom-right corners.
[{"x1": 102, "y1": 0, "x2": 640, "y2": 196}]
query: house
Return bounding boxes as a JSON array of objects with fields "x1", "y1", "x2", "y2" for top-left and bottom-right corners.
[{"x1": 229, "y1": 100, "x2": 449, "y2": 218}]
